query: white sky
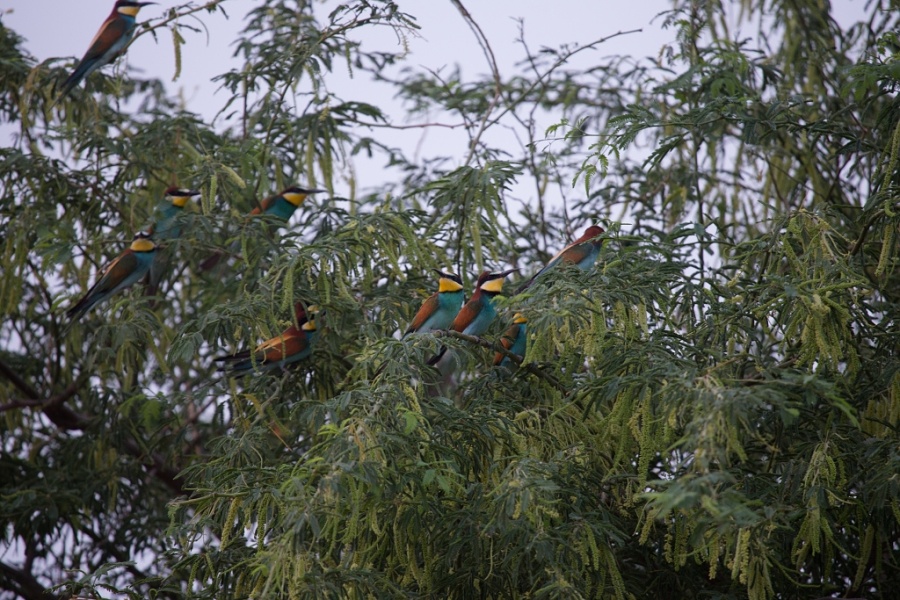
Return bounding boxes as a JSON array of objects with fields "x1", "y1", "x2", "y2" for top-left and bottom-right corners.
[
  {"x1": 3, "y1": 1, "x2": 673, "y2": 192},
  {"x1": 1, "y1": 0, "x2": 871, "y2": 201}
]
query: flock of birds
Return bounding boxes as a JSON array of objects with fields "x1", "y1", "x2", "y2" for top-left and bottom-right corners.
[{"x1": 56, "y1": 1, "x2": 607, "y2": 376}]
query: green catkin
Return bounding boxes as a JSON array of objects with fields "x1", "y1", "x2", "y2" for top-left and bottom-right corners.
[
  {"x1": 171, "y1": 27, "x2": 184, "y2": 82},
  {"x1": 220, "y1": 496, "x2": 242, "y2": 548}
]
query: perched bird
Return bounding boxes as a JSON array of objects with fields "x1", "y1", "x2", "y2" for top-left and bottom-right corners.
[
  {"x1": 215, "y1": 304, "x2": 318, "y2": 376},
  {"x1": 428, "y1": 269, "x2": 516, "y2": 366},
  {"x1": 147, "y1": 186, "x2": 201, "y2": 241},
  {"x1": 55, "y1": 1, "x2": 155, "y2": 103},
  {"x1": 404, "y1": 270, "x2": 465, "y2": 337},
  {"x1": 146, "y1": 187, "x2": 201, "y2": 293},
  {"x1": 199, "y1": 185, "x2": 324, "y2": 271},
  {"x1": 517, "y1": 225, "x2": 605, "y2": 292},
  {"x1": 493, "y1": 313, "x2": 528, "y2": 367},
  {"x1": 249, "y1": 185, "x2": 325, "y2": 221},
  {"x1": 66, "y1": 232, "x2": 157, "y2": 320}
]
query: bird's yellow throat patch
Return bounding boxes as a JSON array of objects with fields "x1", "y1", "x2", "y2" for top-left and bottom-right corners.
[
  {"x1": 438, "y1": 277, "x2": 463, "y2": 293},
  {"x1": 480, "y1": 277, "x2": 505, "y2": 293},
  {"x1": 118, "y1": 6, "x2": 142, "y2": 17},
  {"x1": 512, "y1": 313, "x2": 527, "y2": 324},
  {"x1": 171, "y1": 195, "x2": 191, "y2": 208},
  {"x1": 131, "y1": 238, "x2": 156, "y2": 252},
  {"x1": 283, "y1": 192, "x2": 307, "y2": 207}
]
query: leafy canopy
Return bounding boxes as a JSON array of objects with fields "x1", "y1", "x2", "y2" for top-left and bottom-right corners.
[{"x1": 1, "y1": 1, "x2": 899, "y2": 599}]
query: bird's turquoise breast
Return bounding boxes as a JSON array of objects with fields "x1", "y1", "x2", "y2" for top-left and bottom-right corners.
[
  {"x1": 501, "y1": 324, "x2": 527, "y2": 366},
  {"x1": 122, "y1": 251, "x2": 156, "y2": 288},
  {"x1": 285, "y1": 330, "x2": 317, "y2": 365},
  {"x1": 266, "y1": 198, "x2": 298, "y2": 221},
  {"x1": 463, "y1": 300, "x2": 496, "y2": 336},
  {"x1": 576, "y1": 245, "x2": 601, "y2": 270},
  {"x1": 426, "y1": 290, "x2": 464, "y2": 331},
  {"x1": 509, "y1": 325, "x2": 526, "y2": 355},
  {"x1": 153, "y1": 204, "x2": 183, "y2": 239}
]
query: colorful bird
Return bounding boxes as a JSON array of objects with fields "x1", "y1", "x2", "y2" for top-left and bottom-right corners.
[
  {"x1": 66, "y1": 232, "x2": 157, "y2": 320},
  {"x1": 493, "y1": 313, "x2": 528, "y2": 367},
  {"x1": 517, "y1": 225, "x2": 605, "y2": 292},
  {"x1": 215, "y1": 304, "x2": 318, "y2": 376},
  {"x1": 56, "y1": 1, "x2": 155, "y2": 103},
  {"x1": 404, "y1": 270, "x2": 464, "y2": 337},
  {"x1": 148, "y1": 186, "x2": 201, "y2": 240},
  {"x1": 146, "y1": 186, "x2": 201, "y2": 293},
  {"x1": 428, "y1": 269, "x2": 516, "y2": 366},
  {"x1": 199, "y1": 185, "x2": 324, "y2": 272},
  {"x1": 249, "y1": 185, "x2": 325, "y2": 221}
]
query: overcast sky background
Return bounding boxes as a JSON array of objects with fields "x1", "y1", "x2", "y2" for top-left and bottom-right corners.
[{"x1": 3, "y1": 0, "x2": 870, "y2": 203}]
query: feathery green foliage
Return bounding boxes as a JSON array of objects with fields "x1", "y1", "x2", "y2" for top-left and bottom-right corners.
[{"x1": 2, "y1": 1, "x2": 900, "y2": 599}]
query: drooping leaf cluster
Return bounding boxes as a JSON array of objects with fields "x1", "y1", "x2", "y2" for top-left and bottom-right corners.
[{"x1": 1, "y1": 1, "x2": 900, "y2": 599}]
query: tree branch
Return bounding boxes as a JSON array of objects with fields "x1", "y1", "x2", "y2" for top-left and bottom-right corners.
[
  {"x1": 450, "y1": 0, "x2": 503, "y2": 167},
  {"x1": 435, "y1": 330, "x2": 568, "y2": 393},
  {"x1": 0, "y1": 358, "x2": 185, "y2": 495},
  {"x1": 0, "y1": 561, "x2": 58, "y2": 600}
]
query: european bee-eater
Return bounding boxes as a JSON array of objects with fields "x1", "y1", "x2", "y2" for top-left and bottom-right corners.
[
  {"x1": 56, "y1": 1, "x2": 155, "y2": 102},
  {"x1": 517, "y1": 225, "x2": 605, "y2": 292},
  {"x1": 146, "y1": 186, "x2": 201, "y2": 293},
  {"x1": 493, "y1": 313, "x2": 527, "y2": 367},
  {"x1": 66, "y1": 232, "x2": 157, "y2": 320},
  {"x1": 215, "y1": 304, "x2": 318, "y2": 376},
  {"x1": 199, "y1": 185, "x2": 324, "y2": 271},
  {"x1": 428, "y1": 269, "x2": 516, "y2": 366},
  {"x1": 404, "y1": 270, "x2": 464, "y2": 336},
  {"x1": 148, "y1": 186, "x2": 201, "y2": 240},
  {"x1": 249, "y1": 185, "x2": 325, "y2": 221}
]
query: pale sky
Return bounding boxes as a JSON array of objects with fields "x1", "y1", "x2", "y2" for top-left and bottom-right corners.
[{"x1": 2, "y1": 0, "x2": 870, "y2": 202}]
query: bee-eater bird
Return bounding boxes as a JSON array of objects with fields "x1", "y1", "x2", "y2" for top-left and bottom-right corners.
[
  {"x1": 146, "y1": 186, "x2": 201, "y2": 293},
  {"x1": 493, "y1": 313, "x2": 528, "y2": 367},
  {"x1": 148, "y1": 186, "x2": 201, "y2": 240},
  {"x1": 428, "y1": 269, "x2": 516, "y2": 366},
  {"x1": 56, "y1": 1, "x2": 156, "y2": 103},
  {"x1": 215, "y1": 304, "x2": 318, "y2": 376},
  {"x1": 66, "y1": 232, "x2": 157, "y2": 320},
  {"x1": 249, "y1": 185, "x2": 325, "y2": 221},
  {"x1": 199, "y1": 185, "x2": 324, "y2": 272},
  {"x1": 404, "y1": 270, "x2": 465, "y2": 337},
  {"x1": 517, "y1": 225, "x2": 605, "y2": 292}
]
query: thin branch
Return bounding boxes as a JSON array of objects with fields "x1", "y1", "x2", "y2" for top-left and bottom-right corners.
[
  {"x1": 0, "y1": 357, "x2": 184, "y2": 494},
  {"x1": 356, "y1": 119, "x2": 467, "y2": 130},
  {"x1": 0, "y1": 357, "x2": 39, "y2": 399},
  {"x1": 0, "y1": 561, "x2": 58, "y2": 600},
  {"x1": 487, "y1": 29, "x2": 643, "y2": 131},
  {"x1": 450, "y1": 0, "x2": 503, "y2": 167},
  {"x1": 435, "y1": 330, "x2": 568, "y2": 393},
  {"x1": 121, "y1": 438, "x2": 186, "y2": 496}
]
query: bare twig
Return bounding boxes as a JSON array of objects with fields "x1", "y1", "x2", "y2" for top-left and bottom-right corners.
[{"x1": 450, "y1": 0, "x2": 503, "y2": 167}]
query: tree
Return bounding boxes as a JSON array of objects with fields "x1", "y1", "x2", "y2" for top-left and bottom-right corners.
[{"x1": 2, "y1": 0, "x2": 899, "y2": 598}]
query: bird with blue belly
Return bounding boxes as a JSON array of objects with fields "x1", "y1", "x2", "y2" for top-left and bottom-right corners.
[
  {"x1": 404, "y1": 270, "x2": 465, "y2": 337},
  {"x1": 493, "y1": 313, "x2": 528, "y2": 367},
  {"x1": 249, "y1": 186, "x2": 325, "y2": 221},
  {"x1": 215, "y1": 303, "x2": 319, "y2": 376},
  {"x1": 146, "y1": 186, "x2": 201, "y2": 294},
  {"x1": 518, "y1": 225, "x2": 605, "y2": 292},
  {"x1": 428, "y1": 269, "x2": 516, "y2": 367},
  {"x1": 55, "y1": 1, "x2": 155, "y2": 104},
  {"x1": 66, "y1": 232, "x2": 157, "y2": 320}
]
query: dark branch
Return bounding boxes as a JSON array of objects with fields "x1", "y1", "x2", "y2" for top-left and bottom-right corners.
[
  {"x1": 0, "y1": 561, "x2": 58, "y2": 600},
  {"x1": 434, "y1": 330, "x2": 568, "y2": 392},
  {"x1": 0, "y1": 357, "x2": 39, "y2": 399},
  {"x1": 0, "y1": 358, "x2": 184, "y2": 495}
]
